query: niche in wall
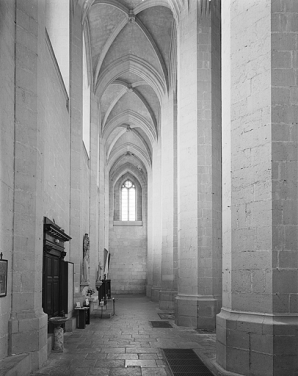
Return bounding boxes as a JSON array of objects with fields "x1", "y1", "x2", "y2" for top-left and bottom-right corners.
[{"x1": 109, "y1": 171, "x2": 147, "y2": 294}]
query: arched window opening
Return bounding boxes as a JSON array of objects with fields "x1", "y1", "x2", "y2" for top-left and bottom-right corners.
[
  {"x1": 121, "y1": 180, "x2": 136, "y2": 221},
  {"x1": 82, "y1": 32, "x2": 91, "y2": 156}
]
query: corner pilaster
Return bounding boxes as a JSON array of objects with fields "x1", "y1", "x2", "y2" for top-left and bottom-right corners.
[{"x1": 9, "y1": 0, "x2": 48, "y2": 370}]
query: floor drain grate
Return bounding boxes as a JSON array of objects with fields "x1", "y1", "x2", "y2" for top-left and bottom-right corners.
[
  {"x1": 162, "y1": 349, "x2": 213, "y2": 375},
  {"x1": 150, "y1": 321, "x2": 173, "y2": 328},
  {"x1": 158, "y1": 313, "x2": 175, "y2": 320},
  {"x1": 196, "y1": 328, "x2": 215, "y2": 334}
]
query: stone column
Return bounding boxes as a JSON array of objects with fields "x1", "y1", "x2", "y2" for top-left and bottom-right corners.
[
  {"x1": 8, "y1": 0, "x2": 48, "y2": 370},
  {"x1": 150, "y1": 143, "x2": 162, "y2": 301},
  {"x1": 146, "y1": 168, "x2": 154, "y2": 297},
  {"x1": 176, "y1": 0, "x2": 222, "y2": 329},
  {"x1": 89, "y1": 93, "x2": 100, "y2": 288},
  {"x1": 216, "y1": 1, "x2": 298, "y2": 375},
  {"x1": 159, "y1": 90, "x2": 177, "y2": 309},
  {"x1": 0, "y1": 0, "x2": 15, "y2": 360},
  {"x1": 98, "y1": 133, "x2": 106, "y2": 274}
]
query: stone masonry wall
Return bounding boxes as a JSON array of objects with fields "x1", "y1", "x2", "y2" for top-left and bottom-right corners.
[
  {"x1": 44, "y1": 7, "x2": 91, "y2": 292},
  {"x1": 109, "y1": 224, "x2": 147, "y2": 294},
  {"x1": 176, "y1": 1, "x2": 221, "y2": 329},
  {"x1": 229, "y1": 0, "x2": 272, "y2": 314},
  {"x1": 0, "y1": 0, "x2": 15, "y2": 360},
  {"x1": 211, "y1": 0, "x2": 222, "y2": 310},
  {"x1": 160, "y1": 90, "x2": 176, "y2": 309},
  {"x1": 8, "y1": 0, "x2": 48, "y2": 369},
  {"x1": 80, "y1": 150, "x2": 91, "y2": 277},
  {"x1": 43, "y1": 38, "x2": 70, "y2": 241},
  {"x1": 217, "y1": 1, "x2": 298, "y2": 375},
  {"x1": 69, "y1": 5, "x2": 93, "y2": 299},
  {"x1": 271, "y1": 0, "x2": 298, "y2": 316},
  {"x1": 151, "y1": 144, "x2": 162, "y2": 300},
  {"x1": 109, "y1": 171, "x2": 147, "y2": 294}
]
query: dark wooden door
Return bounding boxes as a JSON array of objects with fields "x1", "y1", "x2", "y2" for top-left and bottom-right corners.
[{"x1": 44, "y1": 253, "x2": 60, "y2": 317}]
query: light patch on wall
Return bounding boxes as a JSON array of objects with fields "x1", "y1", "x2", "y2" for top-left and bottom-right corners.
[
  {"x1": 46, "y1": 0, "x2": 70, "y2": 93},
  {"x1": 162, "y1": 275, "x2": 174, "y2": 281},
  {"x1": 82, "y1": 33, "x2": 91, "y2": 156}
]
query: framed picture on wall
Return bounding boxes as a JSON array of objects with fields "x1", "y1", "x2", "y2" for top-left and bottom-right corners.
[{"x1": 0, "y1": 258, "x2": 8, "y2": 297}]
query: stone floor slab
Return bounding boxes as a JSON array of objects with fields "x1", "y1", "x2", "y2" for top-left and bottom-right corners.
[
  {"x1": 106, "y1": 354, "x2": 138, "y2": 360},
  {"x1": 126, "y1": 348, "x2": 161, "y2": 354},
  {"x1": 88, "y1": 368, "x2": 110, "y2": 375},
  {"x1": 94, "y1": 360, "x2": 125, "y2": 368},
  {"x1": 125, "y1": 359, "x2": 157, "y2": 368},
  {"x1": 30, "y1": 295, "x2": 235, "y2": 376},
  {"x1": 109, "y1": 368, "x2": 142, "y2": 375},
  {"x1": 141, "y1": 369, "x2": 168, "y2": 376}
]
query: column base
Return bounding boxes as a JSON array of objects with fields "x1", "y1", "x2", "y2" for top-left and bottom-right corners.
[
  {"x1": 216, "y1": 309, "x2": 298, "y2": 376},
  {"x1": 8, "y1": 311, "x2": 48, "y2": 371},
  {"x1": 175, "y1": 294, "x2": 220, "y2": 329},
  {"x1": 151, "y1": 287, "x2": 161, "y2": 302},
  {"x1": 146, "y1": 284, "x2": 153, "y2": 298},
  {"x1": 159, "y1": 290, "x2": 177, "y2": 310}
]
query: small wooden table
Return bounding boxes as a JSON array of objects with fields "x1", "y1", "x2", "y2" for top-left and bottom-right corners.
[{"x1": 75, "y1": 307, "x2": 89, "y2": 329}]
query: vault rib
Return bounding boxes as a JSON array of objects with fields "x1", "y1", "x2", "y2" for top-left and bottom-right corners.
[
  {"x1": 93, "y1": 18, "x2": 128, "y2": 87},
  {"x1": 135, "y1": 17, "x2": 169, "y2": 91},
  {"x1": 101, "y1": 83, "x2": 157, "y2": 135},
  {"x1": 95, "y1": 55, "x2": 166, "y2": 102},
  {"x1": 102, "y1": 110, "x2": 157, "y2": 144},
  {"x1": 106, "y1": 127, "x2": 152, "y2": 163},
  {"x1": 108, "y1": 143, "x2": 151, "y2": 170}
]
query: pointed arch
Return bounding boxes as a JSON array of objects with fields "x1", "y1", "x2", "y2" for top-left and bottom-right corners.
[
  {"x1": 111, "y1": 170, "x2": 143, "y2": 222},
  {"x1": 93, "y1": 18, "x2": 128, "y2": 86},
  {"x1": 83, "y1": 16, "x2": 93, "y2": 90},
  {"x1": 132, "y1": 88, "x2": 157, "y2": 132},
  {"x1": 82, "y1": 0, "x2": 184, "y2": 25},
  {"x1": 106, "y1": 127, "x2": 127, "y2": 160},
  {"x1": 102, "y1": 110, "x2": 157, "y2": 145},
  {"x1": 101, "y1": 83, "x2": 157, "y2": 133},
  {"x1": 95, "y1": 55, "x2": 166, "y2": 103},
  {"x1": 134, "y1": 0, "x2": 183, "y2": 23},
  {"x1": 108, "y1": 143, "x2": 151, "y2": 171},
  {"x1": 111, "y1": 162, "x2": 147, "y2": 188},
  {"x1": 106, "y1": 127, "x2": 151, "y2": 162},
  {"x1": 101, "y1": 85, "x2": 127, "y2": 130},
  {"x1": 135, "y1": 17, "x2": 168, "y2": 91},
  {"x1": 91, "y1": 0, "x2": 129, "y2": 14}
]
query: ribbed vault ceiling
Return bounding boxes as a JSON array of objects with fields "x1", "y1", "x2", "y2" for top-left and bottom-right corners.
[{"x1": 82, "y1": 0, "x2": 179, "y2": 177}]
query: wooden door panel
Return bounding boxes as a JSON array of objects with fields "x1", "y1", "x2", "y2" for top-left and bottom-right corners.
[
  {"x1": 46, "y1": 282, "x2": 52, "y2": 313},
  {"x1": 53, "y1": 280, "x2": 59, "y2": 316},
  {"x1": 47, "y1": 256, "x2": 52, "y2": 274},
  {"x1": 53, "y1": 257, "x2": 59, "y2": 277},
  {"x1": 43, "y1": 254, "x2": 60, "y2": 317}
]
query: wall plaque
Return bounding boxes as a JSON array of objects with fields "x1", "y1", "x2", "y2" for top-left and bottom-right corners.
[{"x1": 0, "y1": 254, "x2": 8, "y2": 297}]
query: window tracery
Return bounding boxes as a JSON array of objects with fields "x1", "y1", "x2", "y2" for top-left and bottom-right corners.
[{"x1": 121, "y1": 180, "x2": 136, "y2": 221}]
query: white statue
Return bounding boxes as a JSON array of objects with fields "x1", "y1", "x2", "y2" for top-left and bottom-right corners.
[
  {"x1": 81, "y1": 233, "x2": 90, "y2": 283},
  {"x1": 96, "y1": 261, "x2": 103, "y2": 282}
]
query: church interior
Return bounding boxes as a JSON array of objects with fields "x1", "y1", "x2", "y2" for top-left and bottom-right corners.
[{"x1": 0, "y1": 0, "x2": 297, "y2": 375}]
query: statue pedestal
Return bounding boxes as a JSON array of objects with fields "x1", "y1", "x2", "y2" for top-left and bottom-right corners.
[
  {"x1": 49, "y1": 317, "x2": 68, "y2": 352},
  {"x1": 80, "y1": 282, "x2": 89, "y2": 294}
]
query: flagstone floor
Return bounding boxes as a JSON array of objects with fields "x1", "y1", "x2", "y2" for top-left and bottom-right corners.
[{"x1": 31, "y1": 295, "x2": 233, "y2": 376}]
